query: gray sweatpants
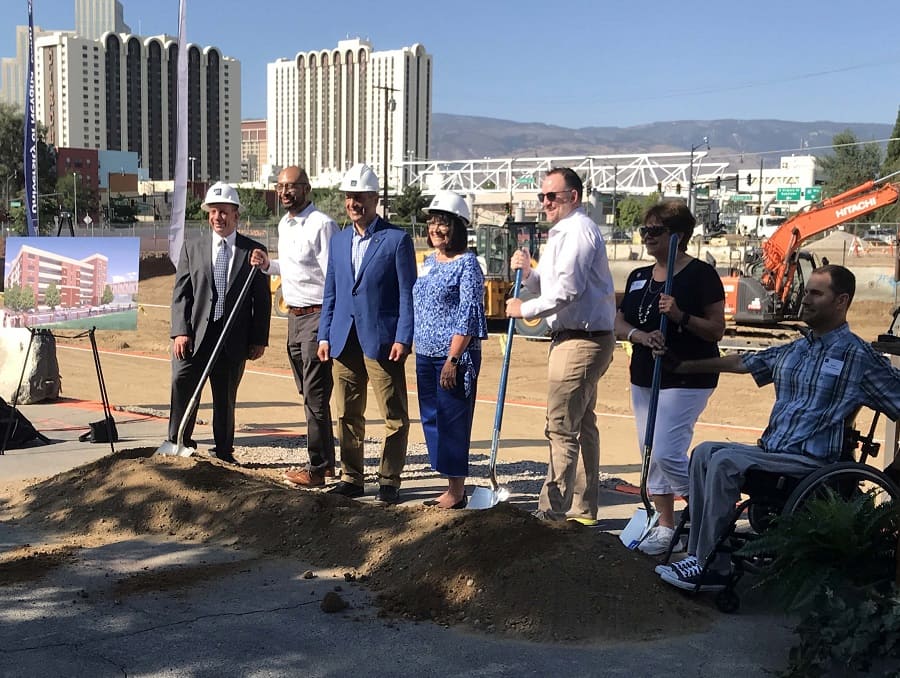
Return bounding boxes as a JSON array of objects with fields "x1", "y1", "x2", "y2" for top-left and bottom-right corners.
[{"x1": 688, "y1": 441, "x2": 824, "y2": 571}]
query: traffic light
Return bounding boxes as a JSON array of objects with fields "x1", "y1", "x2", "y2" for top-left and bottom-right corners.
[
  {"x1": 142, "y1": 193, "x2": 147, "y2": 203},
  {"x1": 164, "y1": 191, "x2": 169, "y2": 203},
  {"x1": 675, "y1": 183, "x2": 681, "y2": 194},
  {"x1": 747, "y1": 173, "x2": 753, "y2": 186},
  {"x1": 656, "y1": 181, "x2": 662, "y2": 194},
  {"x1": 733, "y1": 174, "x2": 739, "y2": 190},
  {"x1": 715, "y1": 176, "x2": 721, "y2": 190}
]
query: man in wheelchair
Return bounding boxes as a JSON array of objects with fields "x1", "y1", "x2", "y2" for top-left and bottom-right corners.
[{"x1": 656, "y1": 264, "x2": 900, "y2": 593}]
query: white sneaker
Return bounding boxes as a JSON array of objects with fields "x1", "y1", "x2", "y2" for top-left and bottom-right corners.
[{"x1": 638, "y1": 526, "x2": 683, "y2": 556}]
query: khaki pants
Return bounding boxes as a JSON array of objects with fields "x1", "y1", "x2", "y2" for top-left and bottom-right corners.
[
  {"x1": 538, "y1": 334, "x2": 615, "y2": 520},
  {"x1": 332, "y1": 327, "x2": 409, "y2": 488}
]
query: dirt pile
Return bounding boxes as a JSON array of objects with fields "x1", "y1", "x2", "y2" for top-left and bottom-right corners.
[{"x1": 3, "y1": 448, "x2": 713, "y2": 643}]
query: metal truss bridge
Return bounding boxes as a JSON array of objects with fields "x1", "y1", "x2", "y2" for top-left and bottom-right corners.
[{"x1": 403, "y1": 152, "x2": 731, "y2": 203}]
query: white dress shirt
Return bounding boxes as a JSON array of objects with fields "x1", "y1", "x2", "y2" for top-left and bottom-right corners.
[
  {"x1": 264, "y1": 202, "x2": 339, "y2": 307},
  {"x1": 520, "y1": 207, "x2": 616, "y2": 332}
]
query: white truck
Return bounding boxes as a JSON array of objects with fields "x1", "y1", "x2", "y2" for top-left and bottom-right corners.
[{"x1": 737, "y1": 214, "x2": 789, "y2": 239}]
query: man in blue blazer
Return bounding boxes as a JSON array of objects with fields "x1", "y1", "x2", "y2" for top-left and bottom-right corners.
[
  {"x1": 168, "y1": 183, "x2": 271, "y2": 463},
  {"x1": 317, "y1": 164, "x2": 417, "y2": 503}
]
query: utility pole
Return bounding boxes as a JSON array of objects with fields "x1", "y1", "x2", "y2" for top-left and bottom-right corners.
[
  {"x1": 757, "y1": 156, "x2": 764, "y2": 231},
  {"x1": 689, "y1": 136, "x2": 709, "y2": 214},
  {"x1": 374, "y1": 83, "x2": 399, "y2": 218},
  {"x1": 72, "y1": 172, "x2": 78, "y2": 229}
]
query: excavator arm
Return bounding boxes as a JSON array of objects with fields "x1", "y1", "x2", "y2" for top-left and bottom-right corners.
[{"x1": 761, "y1": 179, "x2": 900, "y2": 296}]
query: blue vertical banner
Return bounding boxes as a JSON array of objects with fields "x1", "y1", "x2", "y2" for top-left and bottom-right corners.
[
  {"x1": 24, "y1": 0, "x2": 38, "y2": 236},
  {"x1": 168, "y1": 0, "x2": 188, "y2": 266}
]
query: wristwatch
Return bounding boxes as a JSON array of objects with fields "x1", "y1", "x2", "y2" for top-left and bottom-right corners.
[{"x1": 448, "y1": 356, "x2": 460, "y2": 365}]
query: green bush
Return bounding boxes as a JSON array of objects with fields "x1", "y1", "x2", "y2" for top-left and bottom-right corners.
[{"x1": 738, "y1": 490, "x2": 900, "y2": 676}]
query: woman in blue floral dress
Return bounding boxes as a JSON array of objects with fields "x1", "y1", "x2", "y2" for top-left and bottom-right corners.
[{"x1": 414, "y1": 190, "x2": 488, "y2": 509}]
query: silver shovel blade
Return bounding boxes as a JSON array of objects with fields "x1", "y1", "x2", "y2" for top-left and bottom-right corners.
[
  {"x1": 619, "y1": 508, "x2": 659, "y2": 549},
  {"x1": 154, "y1": 440, "x2": 196, "y2": 457},
  {"x1": 468, "y1": 485, "x2": 510, "y2": 510}
]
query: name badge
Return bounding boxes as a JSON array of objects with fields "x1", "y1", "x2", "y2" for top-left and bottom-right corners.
[
  {"x1": 821, "y1": 357, "x2": 844, "y2": 376},
  {"x1": 629, "y1": 279, "x2": 647, "y2": 292}
]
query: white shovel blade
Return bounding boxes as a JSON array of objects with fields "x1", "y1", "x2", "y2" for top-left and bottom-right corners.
[
  {"x1": 468, "y1": 485, "x2": 509, "y2": 510},
  {"x1": 619, "y1": 508, "x2": 659, "y2": 549},
  {"x1": 154, "y1": 440, "x2": 195, "y2": 457}
]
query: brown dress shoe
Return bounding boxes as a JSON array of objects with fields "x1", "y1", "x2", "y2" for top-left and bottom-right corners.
[{"x1": 284, "y1": 467, "x2": 333, "y2": 488}]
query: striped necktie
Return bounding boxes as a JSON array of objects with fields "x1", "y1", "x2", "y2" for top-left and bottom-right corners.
[{"x1": 213, "y1": 239, "x2": 228, "y2": 321}]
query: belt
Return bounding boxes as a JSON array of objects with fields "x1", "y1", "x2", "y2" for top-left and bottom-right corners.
[
  {"x1": 288, "y1": 305, "x2": 322, "y2": 316},
  {"x1": 550, "y1": 328, "x2": 613, "y2": 342}
]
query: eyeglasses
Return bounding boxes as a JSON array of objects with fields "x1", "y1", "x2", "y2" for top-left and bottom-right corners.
[
  {"x1": 275, "y1": 182, "x2": 309, "y2": 192},
  {"x1": 639, "y1": 225, "x2": 669, "y2": 238},
  {"x1": 537, "y1": 188, "x2": 574, "y2": 203},
  {"x1": 426, "y1": 216, "x2": 452, "y2": 231}
]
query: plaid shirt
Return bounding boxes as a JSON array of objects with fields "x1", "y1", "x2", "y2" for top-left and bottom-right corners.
[{"x1": 743, "y1": 323, "x2": 900, "y2": 462}]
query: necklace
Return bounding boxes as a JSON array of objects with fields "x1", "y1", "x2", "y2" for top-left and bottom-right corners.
[{"x1": 637, "y1": 278, "x2": 665, "y2": 326}]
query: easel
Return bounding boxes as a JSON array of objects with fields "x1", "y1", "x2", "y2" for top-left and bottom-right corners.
[
  {"x1": 0, "y1": 327, "x2": 116, "y2": 456},
  {"x1": 55, "y1": 213, "x2": 75, "y2": 238}
]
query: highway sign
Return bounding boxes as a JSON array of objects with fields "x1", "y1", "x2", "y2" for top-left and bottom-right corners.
[
  {"x1": 804, "y1": 187, "x2": 822, "y2": 201},
  {"x1": 776, "y1": 187, "x2": 802, "y2": 201}
]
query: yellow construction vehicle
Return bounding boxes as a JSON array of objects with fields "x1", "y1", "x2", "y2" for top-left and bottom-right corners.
[{"x1": 474, "y1": 220, "x2": 547, "y2": 336}]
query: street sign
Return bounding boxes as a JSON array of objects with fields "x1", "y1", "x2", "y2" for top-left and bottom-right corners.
[
  {"x1": 9, "y1": 200, "x2": 21, "y2": 208},
  {"x1": 776, "y1": 187, "x2": 802, "y2": 201},
  {"x1": 83, "y1": 215, "x2": 92, "y2": 225},
  {"x1": 804, "y1": 187, "x2": 822, "y2": 201},
  {"x1": 731, "y1": 194, "x2": 753, "y2": 202}
]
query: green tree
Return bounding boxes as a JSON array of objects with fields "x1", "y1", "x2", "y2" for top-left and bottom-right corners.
[
  {"x1": 0, "y1": 103, "x2": 58, "y2": 234},
  {"x1": 109, "y1": 195, "x2": 137, "y2": 225},
  {"x1": 878, "y1": 106, "x2": 900, "y2": 222},
  {"x1": 310, "y1": 187, "x2": 347, "y2": 224},
  {"x1": 236, "y1": 187, "x2": 271, "y2": 221},
  {"x1": 817, "y1": 130, "x2": 882, "y2": 198},
  {"x1": 392, "y1": 184, "x2": 429, "y2": 224},
  {"x1": 616, "y1": 193, "x2": 660, "y2": 228},
  {"x1": 18, "y1": 284, "x2": 35, "y2": 310},
  {"x1": 44, "y1": 281, "x2": 60, "y2": 310},
  {"x1": 185, "y1": 193, "x2": 205, "y2": 221},
  {"x1": 101, "y1": 285, "x2": 113, "y2": 305},
  {"x1": 3, "y1": 282, "x2": 22, "y2": 310},
  {"x1": 57, "y1": 172, "x2": 99, "y2": 226}
]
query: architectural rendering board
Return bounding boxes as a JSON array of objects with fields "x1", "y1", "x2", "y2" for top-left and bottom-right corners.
[{"x1": 3, "y1": 237, "x2": 140, "y2": 331}]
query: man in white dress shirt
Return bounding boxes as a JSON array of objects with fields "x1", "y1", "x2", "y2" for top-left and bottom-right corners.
[
  {"x1": 251, "y1": 166, "x2": 339, "y2": 486},
  {"x1": 506, "y1": 167, "x2": 617, "y2": 523}
]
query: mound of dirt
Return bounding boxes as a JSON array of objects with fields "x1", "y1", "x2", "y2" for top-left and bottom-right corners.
[{"x1": 3, "y1": 448, "x2": 714, "y2": 643}]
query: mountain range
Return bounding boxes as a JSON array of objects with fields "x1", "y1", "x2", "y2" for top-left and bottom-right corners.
[{"x1": 429, "y1": 113, "x2": 893, "y2": 163}]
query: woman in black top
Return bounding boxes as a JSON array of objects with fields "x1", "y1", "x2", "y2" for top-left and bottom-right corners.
[{"x1": 614, "y1": 200, "x2": 726, "y2": 555}]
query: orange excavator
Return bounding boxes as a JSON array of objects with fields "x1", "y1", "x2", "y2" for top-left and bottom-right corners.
[{"x1": 722, "y1": 174, "x2": 900, "y2": 327}]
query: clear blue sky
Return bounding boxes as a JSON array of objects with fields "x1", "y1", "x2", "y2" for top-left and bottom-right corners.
[{"x1": 5, "y1": 0, "x2": 900, "y2": 129}]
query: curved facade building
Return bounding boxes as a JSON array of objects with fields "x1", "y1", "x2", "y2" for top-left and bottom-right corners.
[{"x1": 34, "y1": 30, "x2": 240, "y2": 182}]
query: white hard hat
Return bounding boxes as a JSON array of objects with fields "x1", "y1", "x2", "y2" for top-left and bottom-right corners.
[
  {"x1": 202, "y1": 182, "x2": 241, "y2": 211},
  {"x1": 425, "y1": 190, "x2": 471, "y2": 225},
  {"x1": 339, "y1": 163, "x2": 380, "y2": 193}
]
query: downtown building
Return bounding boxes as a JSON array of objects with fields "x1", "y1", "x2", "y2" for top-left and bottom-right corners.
[
  {"x1": 266, "y1": 38, "x2": 431, "y2": 191},
  {"x1": 33, "y1": 30, "x2": 241, "y2": 183}
]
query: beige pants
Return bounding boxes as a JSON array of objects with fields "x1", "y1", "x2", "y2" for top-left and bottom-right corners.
[
  {"x1": 538, "y1": 334, "x2": 615, "y2": 520},
  {"x1": 332, "y1": 328, "x2": 409, "y2": 488}
]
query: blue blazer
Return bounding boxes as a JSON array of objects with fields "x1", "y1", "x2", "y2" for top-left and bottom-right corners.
[{"x1": 319, "y1": 217, "x2": 416, "y2": 361}]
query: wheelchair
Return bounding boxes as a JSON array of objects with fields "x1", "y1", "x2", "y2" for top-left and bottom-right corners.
[{"x1": 664, "y1": 409, "x2": 900, "y2": 613}]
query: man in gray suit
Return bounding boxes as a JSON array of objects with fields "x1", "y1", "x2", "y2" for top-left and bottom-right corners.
[{"x1": 168, "y1": 182, "x2": 271, "y2": 463}]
